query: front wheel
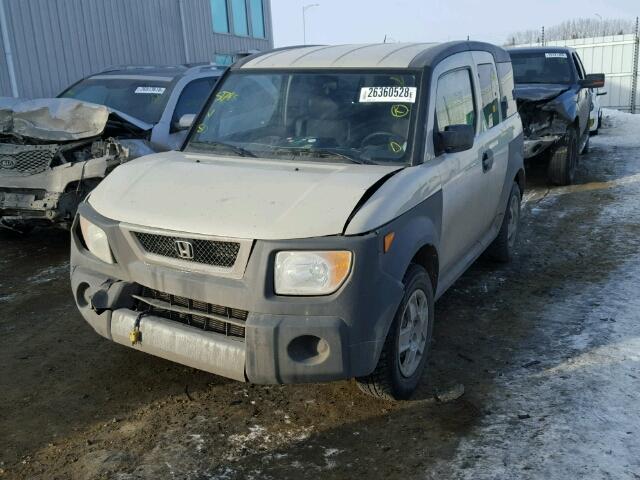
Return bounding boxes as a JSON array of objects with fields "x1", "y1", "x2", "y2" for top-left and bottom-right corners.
[
  {"x1": 548, "y1": 127, "x2": 578, "y2": 186},
  {"x1": 356, "y1": 264, "x2": 434, "y2": 401}
]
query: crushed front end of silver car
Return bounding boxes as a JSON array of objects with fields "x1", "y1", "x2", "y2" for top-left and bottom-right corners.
[{"x1": 0, "y1": 98, "x2": 154, "y2": 231}]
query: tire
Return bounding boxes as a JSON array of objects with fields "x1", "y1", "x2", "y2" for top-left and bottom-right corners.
[
  {"x1": 582, "y1": 133, "x2": 590, "y2": 154},
  {"x1": 597, "y1": 112, "x2": 602, "y2": 130},
  {"x1": 488, "y1": 182, "x2": 521, "y2": 263},
  {"x1": 548, "y1": 127, "x2": 578, "y2": 186},
  {"x1": 356, "y1": 264, "x2": 434, "y2": 401}
]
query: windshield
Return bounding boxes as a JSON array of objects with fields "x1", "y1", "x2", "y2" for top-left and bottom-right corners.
[
  {"x1": 59, "y1": 76, "x2": 174, "y2": 124},
  {"x1": 511, "y1": 52, "x2": 573, "y2": 84},
  {"x1": 186, "y1": 71, "x2": 420, "y2": 165}
]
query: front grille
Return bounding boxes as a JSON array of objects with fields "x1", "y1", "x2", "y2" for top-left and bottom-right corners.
[
  {"x1": 134, "y1": 231, "x2": 240, "y2": 268},
  {"x1": 0, "y1": 144, "x2": 58, "y2": 176},
  {"x1": 134, "y1": 287, "x2": 247, "y2": 339}
]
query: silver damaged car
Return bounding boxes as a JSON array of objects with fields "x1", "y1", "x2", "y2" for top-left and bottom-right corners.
[{"x1": 71, "y1": 42, "x2": 525, "y2": 400}]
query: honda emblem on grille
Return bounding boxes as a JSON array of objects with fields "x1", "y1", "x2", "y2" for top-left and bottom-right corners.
[
  {"x1": 0, "y1": 158, "x2": 16, "y2": 169},
  {"x1": 175, "y1": 240, "x2": 194, "y2": 260}
]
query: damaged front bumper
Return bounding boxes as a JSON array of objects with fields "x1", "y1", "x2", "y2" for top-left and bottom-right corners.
[
  {"x1": 0, "y1": 140, "x2": 126, "y2": 229},
  {"x1": 517, "y1": 96, "x2": 574, "y2": 160},
  {"x1": 70, "y1": 202, "x2": 403, "y2": 384},
  {"x1": 523, "y1": 135, "x2": 562, "y2": 158}
]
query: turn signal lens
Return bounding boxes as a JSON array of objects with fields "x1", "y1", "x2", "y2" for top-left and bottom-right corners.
[
  {"x1": 383, "y1": 232, "x2": 395, "y2": 253},
  {"x1": 275, "y1": 251, "x2": 352, "y2": 295}
]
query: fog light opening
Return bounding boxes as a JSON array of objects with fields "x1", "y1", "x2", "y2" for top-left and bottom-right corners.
[
  {"x1": 76, "y1": 282, "x2": 90, "y2": 308},
  {"x1": 287, "y1": 335, "x2": 330, "y2": 365}
]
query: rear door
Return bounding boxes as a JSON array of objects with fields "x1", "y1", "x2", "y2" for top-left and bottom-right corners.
[{"x1": 472, "y1": 52, "x2": 510, "y2": 237}]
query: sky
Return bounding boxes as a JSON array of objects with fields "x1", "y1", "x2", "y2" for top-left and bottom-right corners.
[{"x1": 270, "y1": 0, "x2": 639, "y2": 47}]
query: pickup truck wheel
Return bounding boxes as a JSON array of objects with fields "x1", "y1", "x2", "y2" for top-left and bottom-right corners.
[
  {"x1": 356, "y1": 264, "x2": 434, "y2": 401},
  {"x1": 548, "y1": 127, "x2": 578, "y2": 186},
  {"x1": 582, "y1": 134, "x2": 590, "y2": 154},
  {"x1": 488, "y1": 182, "x2": 521, "y2": 262}
]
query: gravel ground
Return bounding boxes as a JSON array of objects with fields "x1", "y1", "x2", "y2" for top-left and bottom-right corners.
[{"x1": 1, "y1": 111, "x2": 639, "y2": 479}]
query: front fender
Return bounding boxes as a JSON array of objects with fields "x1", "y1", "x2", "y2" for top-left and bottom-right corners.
[
  {"x1": 377, "y1": 190, "x2": 443, "y2": 285},
  {"x1": 542, "y1": 88, "x2": 579, "y2": 125}
]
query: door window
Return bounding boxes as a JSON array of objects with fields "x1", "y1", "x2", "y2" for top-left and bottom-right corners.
[
  {"x1": 171, "y1": 77, "x2": 218, "y2": 129},
  {"x1": 572, "y1": 54, "x2": 585, "y2": 79},
  {"x1": 496, "y1": 62, "x2": 517, "y2": 118},
  {"x1": 435, "y1": 68, "x2": 476, "y2": 133},
  {"x1": 477, "y1": 63, "x2": 501, "y2": 129}
]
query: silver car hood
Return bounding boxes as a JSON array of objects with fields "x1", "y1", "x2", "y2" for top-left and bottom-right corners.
[
  {"x1": 88, "y1": 150, "x2": 401, "y2": 240},
  {"x1": 0, "y1": 98, "x2": 151, "y2": 141}
]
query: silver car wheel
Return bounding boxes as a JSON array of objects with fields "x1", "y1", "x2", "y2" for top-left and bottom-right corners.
[{"x1": 397, "y1": 289, "x2": 429, "y2": 378}]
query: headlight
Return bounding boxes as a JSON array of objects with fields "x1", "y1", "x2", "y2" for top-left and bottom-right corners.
[
  {"x1": 275, "y1": 251, "x2": 352, "y2": 296},
  {"x1": 79, "y1": 216, "x2": 114, "y2": 264}
]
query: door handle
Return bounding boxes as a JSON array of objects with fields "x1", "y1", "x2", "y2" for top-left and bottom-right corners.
[{"x1": 482, "y1": 151, "x2": 494, "y2": 172}]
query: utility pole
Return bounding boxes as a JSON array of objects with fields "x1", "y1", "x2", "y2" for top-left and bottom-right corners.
[
  {"x1": 631, "y1": 17, "x2": 639, "y2": 114},
  {"x1": 541, "y1": 26, "x2": 545, "y2": 46},
  {"x1": 302, "y1": 4, "x2": 319, "y2": 45}
]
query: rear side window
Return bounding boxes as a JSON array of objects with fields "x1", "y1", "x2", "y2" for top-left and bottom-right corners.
[
  {"x1": 172, "y1": 77, "x2": 218, "y2": 128},
  {"x1": 497, "y1": 62, "x2": 517, "y2": 119},
  {"x1": 435, "y1": 69, "x2": 476, "y2": 133},
  {"x1": 477, "y1": 63, "x2": 500, "y2": 129}
]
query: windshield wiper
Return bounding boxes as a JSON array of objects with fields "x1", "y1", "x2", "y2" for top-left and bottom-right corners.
[
  {"x1": 288, "y1": 148, "x2": 374, "y2": 165},
  {"x1": 188, "y1": 141, "x2": 257, "y2": 158}
]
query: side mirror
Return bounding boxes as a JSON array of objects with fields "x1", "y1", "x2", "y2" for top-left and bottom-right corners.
[
  {"x1": 580, "y1": 74, "x2": 605, "y2": 89},
  {"x1": 175, "y1": 113, "x2": 196, "y2": 130},
  {"x1": 437, "y1": 124, "x2": 475, "y2": 154}
]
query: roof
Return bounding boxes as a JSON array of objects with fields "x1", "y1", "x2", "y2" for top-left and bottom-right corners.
[
  {"x1": 94, "y1": 64, "x2": 225, "y2": 80},
  {"x1": 235, "y1": 41, "x2": 511, "y2": 70},
  {"x1": 507, "y1": 46, "x2": 577, "y2": 55}
]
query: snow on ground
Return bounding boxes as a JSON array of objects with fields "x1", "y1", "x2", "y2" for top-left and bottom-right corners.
[{"x1": 592, "y1": 108, "x2": 640, "y2": 148}]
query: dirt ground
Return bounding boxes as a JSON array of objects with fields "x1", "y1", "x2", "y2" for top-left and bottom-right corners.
[{"x1": 1, "y1": 113, "x2": 640, "y2": 480}]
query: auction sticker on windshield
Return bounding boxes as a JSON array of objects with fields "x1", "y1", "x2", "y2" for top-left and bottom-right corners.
[
  {"x1": 134, "y1": 87, "x2": 166, "y2": 95},
  {"x1": 360, "y1": 86, "x2": 417, "y2": 103},
  {"x1": 545, "y1": 53, "x2": 567, "y2": 59}
]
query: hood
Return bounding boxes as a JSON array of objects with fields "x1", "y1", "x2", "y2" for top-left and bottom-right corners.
[
  {"x1": 0, "y1": 98, "x2": 151, "y2": 141},
  {"x1": 514, "y1": 84, "x2": 570, "y2": 103},
  {"x1": 88, "y1": 151, "x2": 401, "y2": 240}
]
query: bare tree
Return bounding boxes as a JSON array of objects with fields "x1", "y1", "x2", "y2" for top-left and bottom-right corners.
[{"x1": 505, "y1": 17, "x2": 635, "y2": 45}]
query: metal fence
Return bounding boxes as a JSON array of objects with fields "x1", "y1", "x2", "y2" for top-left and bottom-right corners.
[{"x1": 515, "y1": 27, "x2": 640, "y2": 113}]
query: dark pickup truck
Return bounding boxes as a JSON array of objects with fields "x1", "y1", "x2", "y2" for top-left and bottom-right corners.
[{"x1": 507, "y1": 47, "x2": 605, "y2": 185}]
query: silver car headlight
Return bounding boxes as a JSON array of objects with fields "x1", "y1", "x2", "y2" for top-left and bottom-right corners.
[
  {"x1": 79, "y1": 216, "x2": 114, "y2": 264},
  {"x1": 274, "y1": 251, "x2": 352, "y2": 296}
]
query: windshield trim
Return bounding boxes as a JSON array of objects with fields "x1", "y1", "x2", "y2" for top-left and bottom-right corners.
[{"x1": 181, "y1": 68, "x2": 424, "y2": 167}]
